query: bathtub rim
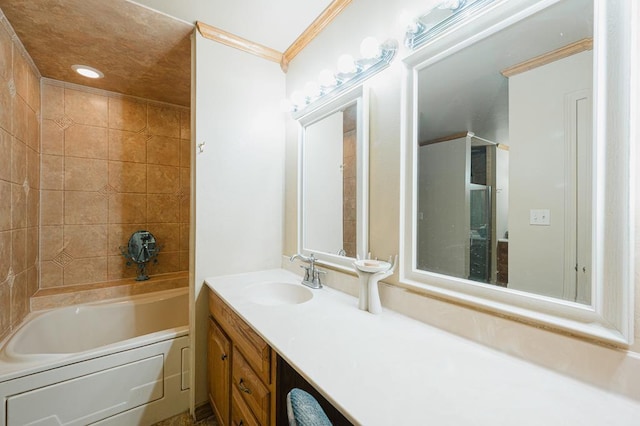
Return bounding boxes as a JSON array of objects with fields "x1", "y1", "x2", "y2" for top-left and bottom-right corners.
[{"x1": 0, "y1": 287, "x2": 189, "y2": 383}]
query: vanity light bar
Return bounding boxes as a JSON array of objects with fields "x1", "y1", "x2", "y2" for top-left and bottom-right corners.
[
  {"x1": 405, "y1": 0, "x2": 496, "y2": 49},
  {"x1": 289, "y1": 38, "x2": 398, "y2": 118}
]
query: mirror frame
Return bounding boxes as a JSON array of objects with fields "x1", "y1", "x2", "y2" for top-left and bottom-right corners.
[
  {"x1": 400, "y1": 0, "x2": 635, "y2": 345},
  {"x1": 296, "y1": 85, "x2": 369, "y2": 271}
]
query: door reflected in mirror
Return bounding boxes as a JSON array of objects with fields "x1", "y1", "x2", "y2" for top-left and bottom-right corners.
[{"x1": 415, "y1": 0, "x2": 593, "y2": 304}]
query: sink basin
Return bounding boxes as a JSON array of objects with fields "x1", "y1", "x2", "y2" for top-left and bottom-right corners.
[{"x1": 246, "y1": 282, "x2": 314, "y2": 306}]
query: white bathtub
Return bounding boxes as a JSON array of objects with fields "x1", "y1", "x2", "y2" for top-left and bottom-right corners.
[{"x1": 0, "y1": 288, "x2": 190, "y2": 426}]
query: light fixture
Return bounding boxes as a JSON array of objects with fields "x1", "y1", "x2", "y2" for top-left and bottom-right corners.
[
  {"x1": 405, "y1": 0, "x2": 495, "y2": 49},
  {"x1": 288, "y1": 37, "x2": 398, "y2": 117},
  {"x1": 71, "y1": 64, "x2": 104, "y2": 79}
]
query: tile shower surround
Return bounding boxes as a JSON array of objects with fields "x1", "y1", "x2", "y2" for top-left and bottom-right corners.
[
  {"x1": 0, "y1": 15, "x2": 41, "y2": 342},
  {"x1": 0, "y1": 7, "x2": 190, "y2": 341},
  {"x1": 39, "y1": 80, "x2": 191, "y2": 290}
]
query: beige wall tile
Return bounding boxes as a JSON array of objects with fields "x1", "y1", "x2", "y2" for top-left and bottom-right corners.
[
  {"x1": 179, "y1": 195, "x2": 189, "y2": 224},
  {"x1": 65, "y1": 124, "x2": 108, "y2": 159},
  {"x1": 108, "y1": 193, "x2": 147, "y2": 224},
  {"x1": 109, "y1": 97, "x2": 146, "y2": 132},
  {"x1": 147, "y1": 104, "x2": 180, "y2": 138},
  {"x1": 179, "y1": 223, "x2": 189, "y2": 251},
  {"x1": 10, "y1": 183, "x2": 27, "y2": 229},
  {"x1": 64, "y1": 157, "x2": 108, "y2": 191},
  {"x1": 12, "y1": 228, "x2": 26, "y2": 273},
  {"x1": 27, "y1": 147, "x2": 39, "y2": 190},
  {"x1": 27, "y1": 265, "x2": 38, "y2": 298},
  {"x1": 180, "y1": 167, "x2": 190, "y2": 193},
  {"x1": 42, "y1": 83, "x2": 64, "y2": 120},
  {"x1": 27, "y1": 188, "x2": 39, "y2": 227},
  {"x1": 147, "y1": 164, "x2": 179, "y2": 194},
  {"x1": 41, "y1": 119, "x2": 64, "y2": 155},
  {"x1": 40, "y1": 260, "x2": 63, "y2": 288},
  {"x1": 108, "y1": 161, "x2": 146, "y2": 193},
  {"x1": 11, "y1": 94, "x2": 28, "y2": 143},
  {"x1": 64, "y1": 88, "x2": 108, "y2": 127},
  {"x1": 12, "y1": 52, "x2": 28, "y2": 101},
  {"x1": 41, "y1": 225, "x2": 64, "y2": 261},
  {"x1": 0, "y1": 181, "x2": 11, "y2": 231},
  {"x1": 41, "y1": 190, "x2": 64, "y2": 225},
  {"x1": 179, "y1": 250, "x2": 189, "y2": 271},
  {"x1": 63, "y1": 224, "x2": 108, "y2": 258},
  {"x1": 147, "y1": 135, "x2": 180, "y2": 166},
  {"x1": 26, "y1": 226, "x2": 38, "y2": 268},
  {"x1": 180, "y1": 139, "x2": 190, "y2": 168},
  {"x1": 107, "y1": 254, "x2": 137, "y2": 280},
  {"x1": 180, "y1": 109, "x2": 190, "y2": 140},
  {"x1": 64, "y1": 191, "x2": 108, "y2": 224},
  {"x1": 41, "y1": 154, "x2": 64, "y2": 190},
  {"x1": 0, "y1": 79, "x2": 11, "y2": 133},
  {"x1": 148, "y1": 194, "x2": 179, "y2": 223},
  {"x1": 147, "y1": 251, "x2": 180, "y2": 275},
  {"x1": 0, "y1": 278, "x2": 10, "y2": 339},
  {"x1": 0, "y1": 24, "x2": 12, "y2": 82},
  {"x1": 0, "y1": 129, "x2": 10, "y2": 181},
  {"x1": 108, "y1": 129, "x2": 146, "y2": 163},
  {"x1": 0, "y1": 231, "x2": 11, "y2": 282},
  {"x1": 27, "y1": 69, "x2": 40, "y2": 112},
  {"x1": 107, "y1": 223, "x2": 145, "y2": 255},
  {"x1": 147, "y1": 223, "x2": 179, "y2": 251},
  {"x1": 10, "y1": 270, "x2": 27, "y2": 326},
  {"x1": 11, "y1": 136, "x2": 26, "y2": 184},
  {"x1": 63, "y1": 256, "x2": 107, "y2": 286},
  {"x1": 26, "y1": 107, "x2": 39, "y2": 152}
]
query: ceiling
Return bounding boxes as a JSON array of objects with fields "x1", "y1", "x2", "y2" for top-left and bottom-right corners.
[
  {"x1": 417, "y1": 0, "x2": 593, "y2": 144},
  {"x1": 0, "y1": 0, "x2": 332, "y2": 106}
]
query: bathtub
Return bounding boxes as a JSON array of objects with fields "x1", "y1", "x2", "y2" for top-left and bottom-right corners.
[{"x1": 0, "y1": 287, "x2": 190, "y2": 426}]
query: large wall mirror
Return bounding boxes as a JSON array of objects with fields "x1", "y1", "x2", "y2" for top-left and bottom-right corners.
[
  {"x1": 401, "y1": 0, "x2": 634, "y2": 344},
  {"x1": 297, "y1": 87, "x2": 369, "y2": 269}
]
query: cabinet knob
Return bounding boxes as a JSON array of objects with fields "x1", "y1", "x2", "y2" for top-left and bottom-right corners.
[
  {"x1": 221, "y1": 354, "x2": 228, "y2": 361},
  {"x1": 238, "y1": 378, "x2": 252, "y2": 394}
]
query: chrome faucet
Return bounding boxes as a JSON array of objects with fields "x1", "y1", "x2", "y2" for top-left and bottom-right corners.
[{"x1": 289, "y1": 253, "x2": 325, "y2": 289}]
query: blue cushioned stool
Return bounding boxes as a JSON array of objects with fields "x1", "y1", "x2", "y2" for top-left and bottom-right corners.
[{"x1": 286, "y1": 388, "x2": 332, "y2": 426}]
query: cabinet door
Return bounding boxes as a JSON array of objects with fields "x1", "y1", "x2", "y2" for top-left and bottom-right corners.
[{"x1": 209, "y1": 317, "x2": 231, "y2": 426}]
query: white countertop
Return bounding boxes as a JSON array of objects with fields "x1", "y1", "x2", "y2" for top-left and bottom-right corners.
[{"x1": 205, "y1": 269, "x2": 640, "y2": 425}]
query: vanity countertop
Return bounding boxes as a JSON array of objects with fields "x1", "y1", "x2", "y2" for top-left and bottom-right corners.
[{"x1": 205, "y1": 269, "x2": 640, "y2": 425}]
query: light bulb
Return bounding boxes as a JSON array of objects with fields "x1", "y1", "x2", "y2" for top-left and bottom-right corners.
[
  {"x1": 337, "y1": 54, "x2": 356, "y2": 74},
  {"x1": 318, "y1": 69, "x2": 337, "y2": 87},
  {"x1": 360, "y1": 37, "x2": 380, "y2": 59},
  {"x1": 71, "y1": 64, "x2": 104, "y2": 79},
  {"x1": 304, "y1": 81, "x2": 321, "y2": 99},
  {"x1": 290, "y1": 91, "x2": 307, "y2": 108}
]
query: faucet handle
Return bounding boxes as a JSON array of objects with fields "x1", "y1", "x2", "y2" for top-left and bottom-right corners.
[{"x1": 312, "y1": 269, "x2": 326, "y2": 287}]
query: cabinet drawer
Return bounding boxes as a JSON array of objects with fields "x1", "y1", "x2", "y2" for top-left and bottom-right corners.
[
  {"x1": 209, "y1": 290, "x2": 271, "y2": 383},
  {"x1": 232, "y1": 349, "x2": 271, "y2": 426},
  {"x1": 231, "y1": 386, "x2": 260, "y2": 426}
]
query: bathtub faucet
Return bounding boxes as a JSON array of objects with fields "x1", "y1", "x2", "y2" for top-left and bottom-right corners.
[{"x1": 289, "y1": 253, "x2": 325, "y2": 289}]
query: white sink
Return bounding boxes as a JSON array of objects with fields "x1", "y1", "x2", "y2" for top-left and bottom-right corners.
[{"x1": 246, "y1": 282, "x2": 314, "y2": 306}]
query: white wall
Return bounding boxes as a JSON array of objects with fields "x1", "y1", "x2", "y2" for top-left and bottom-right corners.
[
  {"x1": 303, "y1": 111, "x2": 343, "y2": 254},
  {"x1": 508, "y1": 51, "x2": 592, "y2": 298},
  {"x1": 283, "y1": 0, "x2": 640, "y2": 405},
  {"x1": 192, "y1": 31, "x2": 285, "y2": 407}
]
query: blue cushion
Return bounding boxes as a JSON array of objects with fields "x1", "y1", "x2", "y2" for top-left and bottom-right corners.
[{"x1": 286, "y1": 388, "x2": 332, "y2": 426}]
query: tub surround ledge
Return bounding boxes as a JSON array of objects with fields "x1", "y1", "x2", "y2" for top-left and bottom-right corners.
[{"x1": 205, "y1": 268, "x2": 640, "y2": 426}]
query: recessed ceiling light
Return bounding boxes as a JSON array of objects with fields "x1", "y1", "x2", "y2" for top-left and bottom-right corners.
[{"x1": 71, "y1": 64, "x2": 104, "y2": 79}]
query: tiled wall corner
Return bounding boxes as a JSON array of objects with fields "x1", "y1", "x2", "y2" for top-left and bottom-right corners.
[
  {"x1": 39, "y1": 80, "x2": 190, "y2": 289},
  {"x1": 0, "y1": 12, "x2": 41, "y2": 341}
]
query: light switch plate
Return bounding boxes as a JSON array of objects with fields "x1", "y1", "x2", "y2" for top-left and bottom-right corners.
[{"x1": 530, "y1": 209, "x2": 551, "y2": 225}]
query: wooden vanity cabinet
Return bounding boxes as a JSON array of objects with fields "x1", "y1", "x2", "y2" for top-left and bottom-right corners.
[
  {"x1": 208, "y1": 289, "x2": 276, "y2": 426},
  {"x1": 208, "y1": 318, "x2": 231, "y2": 425}
]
